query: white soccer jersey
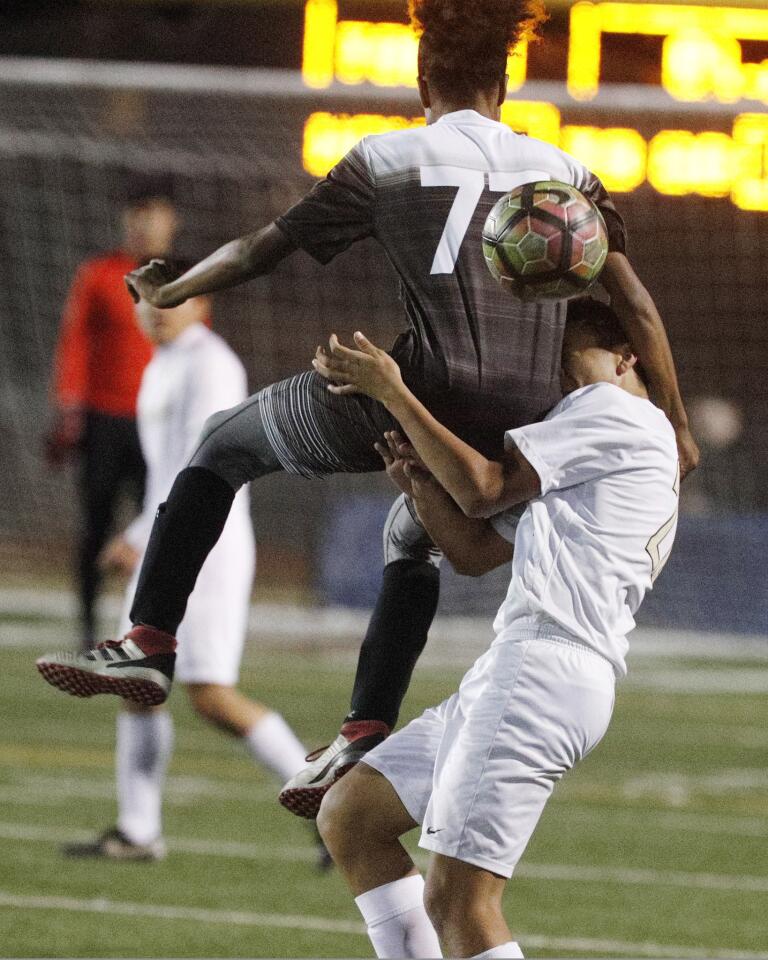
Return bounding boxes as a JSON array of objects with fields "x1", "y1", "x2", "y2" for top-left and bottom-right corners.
[
  {"x1": 120, "y1": 323, "x2": 255, "y2": 684},
  {"x1": 490, "y1": 383, "x2": 679, "y2": 676}
]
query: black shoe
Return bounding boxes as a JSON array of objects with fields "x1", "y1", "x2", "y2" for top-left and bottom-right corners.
[{"x1": 63, "y1": 827, "x2": 166, "y2": 862}]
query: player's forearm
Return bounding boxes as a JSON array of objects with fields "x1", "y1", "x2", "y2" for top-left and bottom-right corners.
[
  {"x1": 156, "y1": 237, "x2": 256, "y2": 305},
  {"x1": 602, "y1": 254, "x2": 688, "y2": 428},
  {"x1": 618, "y1": 303, "x2": 687, "y2": 425},
  {"x1": 601, "y1": 254, "x2": 699, "y2": 477},
  {"x1": 157, "y1": 224, "x2": 294, "y2": 306},
  {"x1": 411, "y1": 484, "x2": 513, "y2": 576},
  {"x1": 383, "y1": 389, "x2": 505, "y2": 517}
]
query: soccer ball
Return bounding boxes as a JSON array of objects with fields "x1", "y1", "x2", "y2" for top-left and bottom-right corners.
[{"x1": 482, "y1": 181, "x2": 608, "y2": 301}]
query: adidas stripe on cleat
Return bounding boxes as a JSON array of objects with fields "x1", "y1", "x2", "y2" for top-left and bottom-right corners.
[
  {"x1": 36, "y1": 634, "x2": 175, "y2": 705},
  {"x1": 278, "y1": 720, "x2": 390, "y2": 820}
]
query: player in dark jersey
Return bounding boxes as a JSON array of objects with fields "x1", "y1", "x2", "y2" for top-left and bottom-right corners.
[{"x1": 37, "y1": 0, "x2": 698, "y2": 820}]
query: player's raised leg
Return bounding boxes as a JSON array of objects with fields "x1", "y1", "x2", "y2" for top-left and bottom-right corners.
[
  {"x1": 279, "y1": 494, "x2": 441, "y2": 817},
  {"x1": 35, "y1": 392, "x2": 283, "y2": 702},
  {"x1": 36, "y1": 372, "x2": 396, "y2": 704}
]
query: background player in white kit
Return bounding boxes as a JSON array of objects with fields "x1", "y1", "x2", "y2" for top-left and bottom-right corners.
[
  {"x1": 65, "y1": 296, "x2": 309, "y2": 861},
  {"x1": 314, "y1": 298, "x2": 680, "y2": 958}
]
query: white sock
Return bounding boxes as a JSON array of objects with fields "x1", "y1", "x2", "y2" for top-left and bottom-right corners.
[
  {"x1": 115, "y1": 711, "x2": 174, "y2": 846},
  {"x1": 471, "y1": 942, "x2": 524, "y2": 959},
  {"x1": 244, "y1": 711, "x2": 307, "y2": 781},
  {"x1": 355, "y1": 874, "x2": 442, "y2": 959}
]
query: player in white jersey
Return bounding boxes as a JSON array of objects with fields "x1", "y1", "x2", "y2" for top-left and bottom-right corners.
[
  {"x1": 313, "y1": 298, "x2": 679, "y2": 958},
  {"x1": 38, "y1": 0, "x2": 696, "y2": 825},
  {"x1": 63, "y1": 297, "x2": 310, "y2": 861}
]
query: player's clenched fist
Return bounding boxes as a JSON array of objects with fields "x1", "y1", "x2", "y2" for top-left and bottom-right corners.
[
  {"x1": 125, "y1": 259, "x2": 186, "y2": 308},
  {"x1": 312, "y1": 332, "x2": 405, "y2": 405}
]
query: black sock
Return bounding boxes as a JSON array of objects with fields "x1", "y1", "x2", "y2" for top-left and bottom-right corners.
[
  {"x1": 347, "y1": 559, "x2": 440, "y2": 729},
  {"x1": 130, "y1": 466, "x2": 235, "y2": 635}
]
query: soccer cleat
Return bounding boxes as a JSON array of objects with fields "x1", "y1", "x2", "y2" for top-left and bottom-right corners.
[
  {"x1": 36, "y1": 627, "x2": 176, "y2": 706},
  {"x1": 278, "y1": 720, "x2": 390, "y2": 820},
  {"x1": 63, "y1": 827, "x2": 166, "y2": 862}
]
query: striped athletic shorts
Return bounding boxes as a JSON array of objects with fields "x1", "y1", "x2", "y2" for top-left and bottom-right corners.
[{"x1": 258, "y1": 371, "x2": 398, "y2": 478}]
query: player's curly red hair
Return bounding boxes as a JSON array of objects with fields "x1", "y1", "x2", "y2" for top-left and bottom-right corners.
[{"x1": 409, "y1": 0, "x2": 546, "y2": 101}]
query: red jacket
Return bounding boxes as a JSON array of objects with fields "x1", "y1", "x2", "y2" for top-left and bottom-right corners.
[{"x1": 52, "y1": 252, "x2": 153, "y2": 417}]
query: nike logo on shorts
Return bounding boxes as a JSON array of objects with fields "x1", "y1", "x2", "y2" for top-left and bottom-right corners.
[{"x1": 426, "y1": 827, "x2": 443, "y2": 835}]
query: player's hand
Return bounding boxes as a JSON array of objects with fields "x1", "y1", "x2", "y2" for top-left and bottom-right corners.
[
  {"x1": 675, "y1": 423, "x2": 700, "y2": 481},
  {"x1": 376, "y1": 430, "x2": 435, "y2": 498},
  {"x1": 98, "y1": 536, "x2": 140, "y2": 576},
  {"x1": 383, "y1": 430, "x2": 430, "y2": 474},
  {"x1": 43, "y1": 407, "x2": 84, "y2": 467},
  {"x1": 312, "y1": 332, "x2": 405, "y2": 404},
  {"x1": 125, "y1": 259, "x2": 185, "y2": 308}
]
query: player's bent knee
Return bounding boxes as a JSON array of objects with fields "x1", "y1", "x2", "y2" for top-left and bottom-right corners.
[
  {"x1": 188, "y1": 399, "x2": 282, "y2": 488},
  {"x1": 424, "y1": 870, "x2": 499, "y2": 936},
  {"x1": 318, "y1": 763, "x2": 410, "y2": 860},
  {"x1": 184, "y1": 684, "x2": 235, "y2": 731},
  {"x1": 198, "y1": 408, "x2": 232, "y2": 450},
  {"x1": 317, "y1": 768, "x2": 369, "y2": 854},
  {"x1": 383, "y1": 495, "x2": 442, "y2": 568},
  {"x1": 189, "y1": 409, "x2": 239, "y2": 473},
  {"x1": 423, "y1": 874, "x2": 452, "y2": 934},
  {"x1": 423, "y1": 890, "x2": 482, "y2": 941}
]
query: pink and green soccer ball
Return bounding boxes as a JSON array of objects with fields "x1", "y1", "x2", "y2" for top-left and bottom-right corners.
[{"x1": 482, "y1": 181, "x2": 609, "y2": 301}]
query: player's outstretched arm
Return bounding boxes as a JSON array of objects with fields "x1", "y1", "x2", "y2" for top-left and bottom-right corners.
[
  {"x1": 378, "y1": 433, "x2": 514, "y2": 576},
  {"x1": 125, "y1": 223, "x2": 296, "y2": 308},
  {"x1": 313, "y1": 332, "x2": 541, "y2": 517},
  {"x1": 601, "y1": 252, "x2": 699, "y2": 479}
]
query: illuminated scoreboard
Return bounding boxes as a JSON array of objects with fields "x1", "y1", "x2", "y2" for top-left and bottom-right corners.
[
  {"x1": 299, "y1": 0, "x2": 768, "y2": 210},
  {"x1": 567, "y1": 2, "x2": 768, "y2": 102}
]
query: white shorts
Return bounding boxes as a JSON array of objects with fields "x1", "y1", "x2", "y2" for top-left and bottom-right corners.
[
  {"x1": 119, "y1": 523, "x2": 255, "y2": 687},
  {"x1": 363, "y1": 628, "x2": 615, "y2": 878}
]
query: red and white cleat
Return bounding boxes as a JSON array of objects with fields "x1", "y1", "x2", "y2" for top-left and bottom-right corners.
[
  {"x1": 278, "y1": 720, "x2": 390, "y2": 820},
  {"x1": 36, "y1": 627, "x2": 176, "y2": 706}
]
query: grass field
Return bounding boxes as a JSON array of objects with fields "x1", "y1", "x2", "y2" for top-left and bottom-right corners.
[{"x1": 1, "y1": 601, "x2": 767, "y2": 959}]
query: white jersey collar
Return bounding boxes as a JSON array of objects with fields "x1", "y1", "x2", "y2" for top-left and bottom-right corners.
[{"x1": 435, "y1": 109, "x2": 501, "y2": 127}]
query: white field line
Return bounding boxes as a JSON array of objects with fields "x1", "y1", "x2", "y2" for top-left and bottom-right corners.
[
  {"x1": 518, "y1": 862, "x2": 768, "y2": 894},
  {"x1": 1, "y1": 588, "x2": 766, "y2": 661},
  {"x1": 623, "y1": 768, "x2": 768, "y2": 806},
  {"x1": 626, "y1": 669, "x2": 768, "y2": 694},
  {"x1": 0, "y1": 889, "x2": 765, "y2": 960},
  {"x1": 559, "y1": 805, "x2": 768, "y2": 838},
  {"x1": 517, "y1": 934, "x2": 768, "y2": 960},
  {"x1": 2, "y1": 820, "x2": 768, "y2": 894},
  {"x1": 0, "y1": 889, "x2": 364, "y2": 936},
  {"x1": 4, "y1": 773, "x2": 768, "y2": 837},
  {"x1": 0, "y1": 821, "x2": 316, "y2": 864},
  {"x1": 0, "y1": 773, "x2": 279, "y2": 806}
]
